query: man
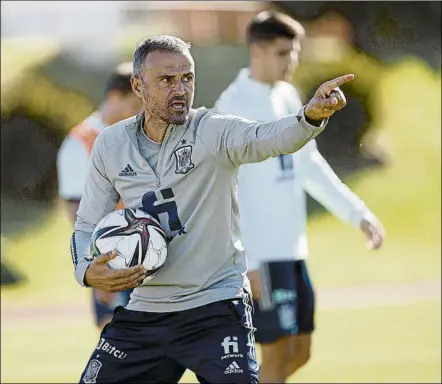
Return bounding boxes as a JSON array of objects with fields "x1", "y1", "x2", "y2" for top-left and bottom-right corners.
[
  {"x1": 72, "y1": 34, "x2": 353, "y2": 384},
  {"x1": 215, "y1": 12, "x2": 385, "y2": 383},
  {"x1": 57, "y1": 62, "x2": 142, "y2": 330}
]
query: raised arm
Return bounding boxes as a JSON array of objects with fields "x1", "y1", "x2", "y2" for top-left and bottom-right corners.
[{"x1": 201, "y1": 74, "x2": 354, "y2": 167}]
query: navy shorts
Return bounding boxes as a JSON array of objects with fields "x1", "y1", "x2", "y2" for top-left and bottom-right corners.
[
  {"x1": 92, "y1": 288, "x2": 133, "y2": 326},
  {"x1": 252, "y1": 260, "x2": 315, "y2": 344},
  {"x1": 80, "y1": 294, "x2": 259, "y2": 384}
]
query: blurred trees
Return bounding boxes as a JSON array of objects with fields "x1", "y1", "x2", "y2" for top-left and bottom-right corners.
[
  {"x1": 275, "y1": 1, "x2": 441, "y2": 68},
  {"x1": 1, "y1": 47, "x2": 96, "y2": 238}
]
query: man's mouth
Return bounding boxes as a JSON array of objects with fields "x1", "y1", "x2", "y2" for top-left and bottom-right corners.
[{"x1": 169, "y1": 100, "x2": 187, "y2": 111}]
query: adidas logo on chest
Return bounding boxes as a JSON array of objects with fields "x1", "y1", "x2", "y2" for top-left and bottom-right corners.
[{"x1": 119, "y1": 164, "x2": 137, "y2": 177}]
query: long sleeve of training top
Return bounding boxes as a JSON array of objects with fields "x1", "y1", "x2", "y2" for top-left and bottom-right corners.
[
  {"x1": 197, "y1": 107, "x2": 327, "y2": 167},
  {"x1": 294, "y1": 139, "x2": 376, "y2": 228},
  {"x1": 71, "y1": 107, "x2": 327, "y2": 311},
  {"x1": 72, "y1": 132, "x2": 120, "y2": 287}
]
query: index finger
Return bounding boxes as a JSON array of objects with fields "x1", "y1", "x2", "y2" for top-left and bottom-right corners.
[
  {"x1": 95, "y1": 249, "x2": 117, "y2": 264},
  {"x1": 324, "y1": 74, "x2": 355, "y2": 91}
]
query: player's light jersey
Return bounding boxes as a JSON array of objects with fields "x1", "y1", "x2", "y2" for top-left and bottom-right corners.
[
  {"x1": 215, "y1": 69, "x2": 373, "y2": 269},
  {"x1": 57, "y1": 112, "x2": 107, "y2": 200},
  {"x1": 72, "y1": 106, "x2": 327, "y2": 312}
]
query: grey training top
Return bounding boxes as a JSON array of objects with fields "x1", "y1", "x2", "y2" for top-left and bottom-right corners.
[
  {"x1": 136, "y1": 121, "x2": 161, "y2": 173},
  {"x1": 71, "y1": 106, "x2": 326, "y2": 312}
]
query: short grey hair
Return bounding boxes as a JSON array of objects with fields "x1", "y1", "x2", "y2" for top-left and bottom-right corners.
[{"x1": 132, "y1": 35, "x2": 192, "y2": 77}]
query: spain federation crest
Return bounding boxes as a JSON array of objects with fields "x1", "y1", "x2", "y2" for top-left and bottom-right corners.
[
  {"x1": 83, "y1": 359, "x2": 102, "y2": 383},
  {"x1": 174, "y1": 145, "x2": 194, "y2": 174}
]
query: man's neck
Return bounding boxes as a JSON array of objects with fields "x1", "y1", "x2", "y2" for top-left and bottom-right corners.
[
  {"x1": 143, "y1": 112, "x2": 168, "y2": 143},
  {"x1": 248, "y1": 63, "x2": 273, "y2": 85}
]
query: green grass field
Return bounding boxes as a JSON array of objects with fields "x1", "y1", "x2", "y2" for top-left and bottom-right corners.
[{"x1": 1, "y1": 56, "x2": 440, "y2": 383}]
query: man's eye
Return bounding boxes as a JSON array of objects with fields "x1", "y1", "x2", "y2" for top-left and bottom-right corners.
[
  {"x1": 183, "y1": 76, "x2": 193, "y2": 83},
  {"x1": 160, "y1": 78, "x2": 171, "y2": 84}
]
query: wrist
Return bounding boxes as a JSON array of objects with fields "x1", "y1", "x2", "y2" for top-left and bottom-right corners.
[
  {"x1": 83, "y1": 263, "x2": 92, "y2": 287},
  {"x1": 304, "y1": 106, "x2": 323, "y2": 127},
  {"x1": 74, "y1": 261, "x2": 92, "y2": 288}
]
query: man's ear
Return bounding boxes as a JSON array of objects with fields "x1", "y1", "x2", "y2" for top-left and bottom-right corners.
[
  {"x1": 131, "y1": 76, "x2": 143, "y2": 98},
  {"x1": 250, "y1": 42, "x2": 265, "y2": 59},
  {"x1": 106, "y1": 90, "x2": 122, "y2": 102}
]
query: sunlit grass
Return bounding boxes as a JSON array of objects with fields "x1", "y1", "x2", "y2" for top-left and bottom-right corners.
[
  {"x1": 1, "y1": 302, "x2": 440, "y2": 383},
  {"x1": 1, "y1": 56, "x2": 440, "y2": 383}
]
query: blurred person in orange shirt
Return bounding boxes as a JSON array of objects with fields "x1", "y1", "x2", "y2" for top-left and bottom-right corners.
[{"x1": 57, "y1": 62, "x2": 142, "y2": 330}]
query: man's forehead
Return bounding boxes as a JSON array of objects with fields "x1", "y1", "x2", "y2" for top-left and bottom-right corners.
[
  {"x1": 272, "y1": 38, "x2": 296, "y2": 50},
  {"x1": 143, "y1": 51, "x2": 194, "y2": 74}
]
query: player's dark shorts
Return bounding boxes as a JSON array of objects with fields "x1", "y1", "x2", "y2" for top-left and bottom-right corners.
[
  {"x1": 252, "y1": 260, "x2": 315, "y2": 344},
  {"x1": 92, "y1": 288, "x2": 133, "y2": 326},
  {"x1": 80, "y1": 294, "x2": 259, "y2": 384}
]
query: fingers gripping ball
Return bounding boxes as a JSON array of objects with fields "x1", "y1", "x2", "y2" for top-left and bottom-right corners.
[{"x1": 90, "y1": 209, "x2": 168, "y2": 283}]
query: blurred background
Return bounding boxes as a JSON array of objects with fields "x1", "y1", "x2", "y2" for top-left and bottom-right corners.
[{"x1": 1, "y1": 1, "x2": 440, "y2": 383}]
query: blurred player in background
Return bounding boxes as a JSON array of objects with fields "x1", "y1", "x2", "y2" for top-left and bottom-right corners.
[
  {"x1": 57, "y1": 62, "x2": 142, "y2": 330},
  {"x1": 215, "y1": 11, "x2": 385, "y2": 383}
]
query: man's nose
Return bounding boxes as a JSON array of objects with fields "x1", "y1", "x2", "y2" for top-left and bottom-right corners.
[{"x1": 172, "y1": 80, "x2": 186, "y2": 95}]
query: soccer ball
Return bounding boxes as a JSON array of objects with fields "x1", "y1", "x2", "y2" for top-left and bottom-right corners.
[{"x1": 90, "y1": 208, "x2": 168, "y2": 282}]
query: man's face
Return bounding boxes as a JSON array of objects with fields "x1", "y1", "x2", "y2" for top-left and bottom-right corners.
[
  {"x1": 256, "y1": 37, "x2": 301, "y2": 82},
  {"x1": 132, "y1": 50, "x2": 195, "y2": 125}
]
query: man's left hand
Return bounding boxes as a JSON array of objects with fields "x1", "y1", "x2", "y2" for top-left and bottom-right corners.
[{"x1": 360, "y1": 217, "x2": 385, "y2": 250}]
